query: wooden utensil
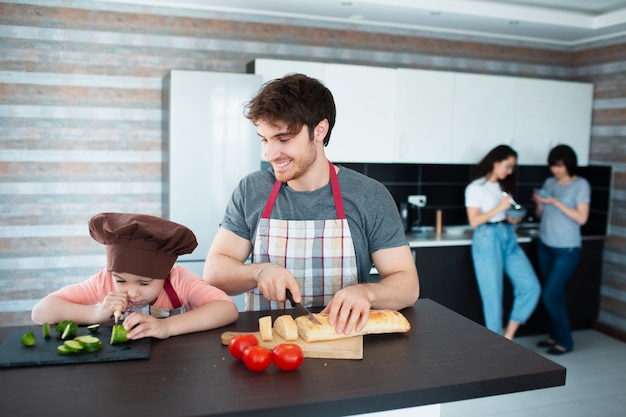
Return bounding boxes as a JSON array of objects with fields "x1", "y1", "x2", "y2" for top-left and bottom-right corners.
[{"x1": 221, "y1": 331, "x2": 363, "y2": 360}]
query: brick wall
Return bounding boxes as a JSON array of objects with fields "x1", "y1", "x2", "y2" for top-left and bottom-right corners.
[
  {"x1": 573, "y1": 44, "x2": 626, "y2": 335},
  {"x1": 1, "y1": 1, "x2": 624, "y2": 334}
]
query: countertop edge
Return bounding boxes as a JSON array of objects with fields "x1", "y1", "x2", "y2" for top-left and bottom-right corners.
[{"x1": 406, "y1": 234, "x2": 606, "y2": 248}]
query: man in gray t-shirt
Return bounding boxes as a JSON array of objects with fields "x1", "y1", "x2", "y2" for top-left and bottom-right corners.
[
  {"x1": 203, "y1": 73, "x2": 419, "y2": 335},
  {"x1": 222, "y1": 166, "x2": 408, "y2": 286}
]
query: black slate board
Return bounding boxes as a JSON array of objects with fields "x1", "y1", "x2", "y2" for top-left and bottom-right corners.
[{"x1": 0, "y1": 325, "x2": 150, "y2": 368}]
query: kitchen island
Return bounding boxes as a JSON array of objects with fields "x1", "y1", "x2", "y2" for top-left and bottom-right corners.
[{"x1": 0, "y1": 299, "x2": 564, "y2": 417}]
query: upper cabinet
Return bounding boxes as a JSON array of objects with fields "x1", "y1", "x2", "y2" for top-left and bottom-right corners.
[
  {"x1": 323, "y1": 64, "x2": 396, "y2": 162},
  {"x1": 252, "y1": 59, "x2": 396, "y2": 162},
  {"x1": 451, "y1": 73, "x2": 518, "y2": 163},
  {"x1": 394, "y1": 68, "x2": 455, "y2": 163},
  {"x1": 252, "y1": 59, "x2": 593, "y2": 165},
  {"x1": 514, "y1": 78, "x2": 593, "y2": 165},
  {"x1": 252, "y1": 59, "x2": 325, "y2": 84}
]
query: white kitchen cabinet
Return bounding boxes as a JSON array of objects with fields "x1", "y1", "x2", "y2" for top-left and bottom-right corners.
[
  {"x1": 164, "y1": 70, "x2": 262, "y2": 264},
  {"x1": 514, "y1": 78, "x2": 593, "y2": 165},
  {"x1": 451, "y1": 73, "x2": 518, "y2": 164},
  {"x1": 394, "y1": 68, "x2": 455, "y2": 163},
  {"x1": 322, "y1": 63, "x2": 397, "y2": 162},
  {"x1": 252, "y1": 58, "x2": 325, "y2": 83},
  {"x1": 253, "y1": 60, "x2": 397, "y2": 163},
  {"x1": 252, "y1": 59, "x2": 592, "y2": 165}
]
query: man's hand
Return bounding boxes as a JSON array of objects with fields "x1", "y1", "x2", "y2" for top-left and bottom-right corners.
[
  {"x1": 321, "y1": 285, "x2": 372, "y2": 335},
  {"x1": 256, "y1": 263, "x2": 302, "y2": 304}
]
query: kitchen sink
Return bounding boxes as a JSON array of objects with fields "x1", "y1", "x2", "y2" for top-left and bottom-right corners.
[
  {"x1": 407, "y1": 222, "x2": 540, "y2": 241},
  {"x1": 443, "y1": 225, "x2": 473, "y2": 236},
  {"x1": 407, "y1": 228, "x2": 436, "y2": 239},
  {"x1": 407, "y1": 225, "x2": 474, "y2": 239}
]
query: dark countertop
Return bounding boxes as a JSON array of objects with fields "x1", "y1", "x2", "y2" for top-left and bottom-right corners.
[
  {"x1": 0, "y1": 299, "x2": 565, "y2": 417},
  {"x1": 407, "y1": 224, "x2": 605, "y2": 248}
]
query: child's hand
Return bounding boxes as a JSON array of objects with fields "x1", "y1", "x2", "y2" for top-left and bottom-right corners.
[
  {"x1": 97, "y1": 292, "x2": 129, "y2": 323},
  {"x1": 123, "y1": 312, "x2": 171, "y2": 340}
]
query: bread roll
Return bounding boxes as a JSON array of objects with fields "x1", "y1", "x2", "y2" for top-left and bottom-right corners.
[
  {"x1": 296, "y1": 309, "x2": 410, "y2": 342},
  {"x1": 273, "y1": 315, "x2": 298, "y2": 341},
  {"x1": 258, "y1": 316, "x2": 273, "y2": 341}
]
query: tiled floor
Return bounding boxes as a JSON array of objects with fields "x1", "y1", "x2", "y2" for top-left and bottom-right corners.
[{"x1": 441, "y1": 329, "x2": 626, "y2": 417}]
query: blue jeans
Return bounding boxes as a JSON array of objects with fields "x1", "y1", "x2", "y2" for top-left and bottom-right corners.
[
  {"x1": 471, "y1": 223, "x2": 541, "y2": 335},
  {"x1": 536, "y1": 239, "x2": 581, "y2": 351}
]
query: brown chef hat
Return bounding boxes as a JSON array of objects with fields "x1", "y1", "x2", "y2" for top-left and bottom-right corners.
[{"x1": 88, "y1": 213, "x2": 198, "y2": 279}]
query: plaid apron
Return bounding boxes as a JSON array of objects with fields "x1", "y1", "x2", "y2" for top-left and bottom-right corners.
[{"x1": 246, "y1": 161, "x2": 358, "y2": 311}]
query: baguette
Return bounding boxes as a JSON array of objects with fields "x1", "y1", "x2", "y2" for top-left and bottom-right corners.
[
  {"x1": 273, "y1": 315, "x2": 298, "y2": 341},
  {"x1": 258, "y1": 316, "x2": 273, "y2": 341},
  {"x1": 295, "y1": 309, "x2": 410, "y2": 342}
]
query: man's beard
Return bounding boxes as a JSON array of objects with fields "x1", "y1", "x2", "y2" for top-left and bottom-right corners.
[{"x1": 274, "y1": 142, "x2": 317, "y2": 184}]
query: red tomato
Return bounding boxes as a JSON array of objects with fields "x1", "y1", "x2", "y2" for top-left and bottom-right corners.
[
  {"x1": 272, "y1": 343, "x2": 304, "y2": 371},
  {"x1": 242, "y1": 345, "x2": 272, "y2": 372},
  {"x1": 228, "y1": 334, "x2": 258, "y2": 361}
]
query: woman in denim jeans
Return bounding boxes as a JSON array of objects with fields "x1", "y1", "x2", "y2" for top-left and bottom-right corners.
[
  {"x1": 465, "y1": 145, "x2": 540, "y2": 340},
  {"x1": 533, "y1": 145, "x2": 590, "y2": 355}
]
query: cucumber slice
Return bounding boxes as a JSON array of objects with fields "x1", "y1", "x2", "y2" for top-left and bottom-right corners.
[
  {"x1": 42, "y1": 322, "x2": 51, "y2": 339},
  {"x1": 63, "y1": 340, "x2": 84, "y2": 353},
  {"x1": 74, "y1": 335, "x2": 99, "y2": 344},
  {"x1": 20, "y1": 332, "x2": 35, "y2": 347},
  {"x1": 55, "y1": 320, "x2": 71, "y2": 334},
  {"x1": 84, "y1": 344, "x2": 102, "y2": 352},
  {"x1": 87, "y1": 324, "x2": 100, "y2": 333},
  {"x1": 61, "y1": 324, "x2": 71, "y2": 340},
  {"x1": 110, "y1": 324, "x2": 129, "y2": 345},
  {"x1": 74, "y1": 335, "x2": 102, "y2": 352},
  {"x1": 57, "y1": 345, "x2": 73, "y2": 355},
  {"x1": 60, "y1": 321, "x2": 78, "y2": 340}
]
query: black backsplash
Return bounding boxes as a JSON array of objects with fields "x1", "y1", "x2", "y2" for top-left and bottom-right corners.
[{"x1": 338, "y1": 162, "x2": 612, "y2": 236}]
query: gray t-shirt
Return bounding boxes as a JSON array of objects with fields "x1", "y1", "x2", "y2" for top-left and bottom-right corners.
[
  {"x1": 539, "y1": 176, "x2": 591, "y2": 248},
  {"x1": 221, "y1": 165, "x2": 408, "y2": 282}
]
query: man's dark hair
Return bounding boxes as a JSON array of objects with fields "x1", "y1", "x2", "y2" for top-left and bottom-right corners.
[{"x1": 244, "y1": 73, "x2": 336, "y2": 146}]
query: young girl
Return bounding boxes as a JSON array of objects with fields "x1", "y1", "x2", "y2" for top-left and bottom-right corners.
[
  {"x1": 465, "y1": 145, "x2": 540, "y2": 340},
  {"x1": 31, "y1": 212, "x2": 238, "y2": 340},
  {"x1": 533, "y1": 144, "x2": 590, "y2": 354}
]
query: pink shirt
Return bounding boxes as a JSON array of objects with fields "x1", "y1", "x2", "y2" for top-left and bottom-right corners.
[{"x1": 49, "y1": 265, "x2": 234, "y2": 311}]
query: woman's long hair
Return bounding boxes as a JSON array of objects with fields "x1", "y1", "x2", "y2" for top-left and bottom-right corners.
[{"x1": 471, "y1": 144, "x2": 518, "y2": 193}]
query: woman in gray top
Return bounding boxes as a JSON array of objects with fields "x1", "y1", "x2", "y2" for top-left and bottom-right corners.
[{"x1": 533, "y1": 144, "x2": 590, "y2": 355}]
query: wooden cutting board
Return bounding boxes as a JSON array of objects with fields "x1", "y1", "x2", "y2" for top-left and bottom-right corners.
[{"x1": 221, "y1": 331, "x2": 363, "y2": 360}]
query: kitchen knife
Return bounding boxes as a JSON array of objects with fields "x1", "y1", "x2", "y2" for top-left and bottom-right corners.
[{"x1": 285, "y1": 289, "x2": 322, "y2": 325}]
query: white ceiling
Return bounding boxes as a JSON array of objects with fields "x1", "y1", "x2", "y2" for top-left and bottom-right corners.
[{"x1": 102, "y1": 0, "x2": 626, "y2": 46}]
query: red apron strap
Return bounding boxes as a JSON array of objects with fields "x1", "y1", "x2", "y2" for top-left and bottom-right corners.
[
  {"x1": 164, "y1": 279, "x2": 182, "y2": 309},
  {"x1": 328, "y1": 161, "x2": 346, "y2": 219},
  {"x1": 261, "y1": 180, "x2": 283, "y2": 219},
  {"x1": 261, "y1": 161, "x2": 345, "y2": 220}
]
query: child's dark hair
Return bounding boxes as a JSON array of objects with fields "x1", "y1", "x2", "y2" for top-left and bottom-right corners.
[
  {"x1": 471, "y1": 144, "x2": 518, "y2": 193},
  {"x1": 548, "y1": 144, "x2": 578, "y2": 176}
]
